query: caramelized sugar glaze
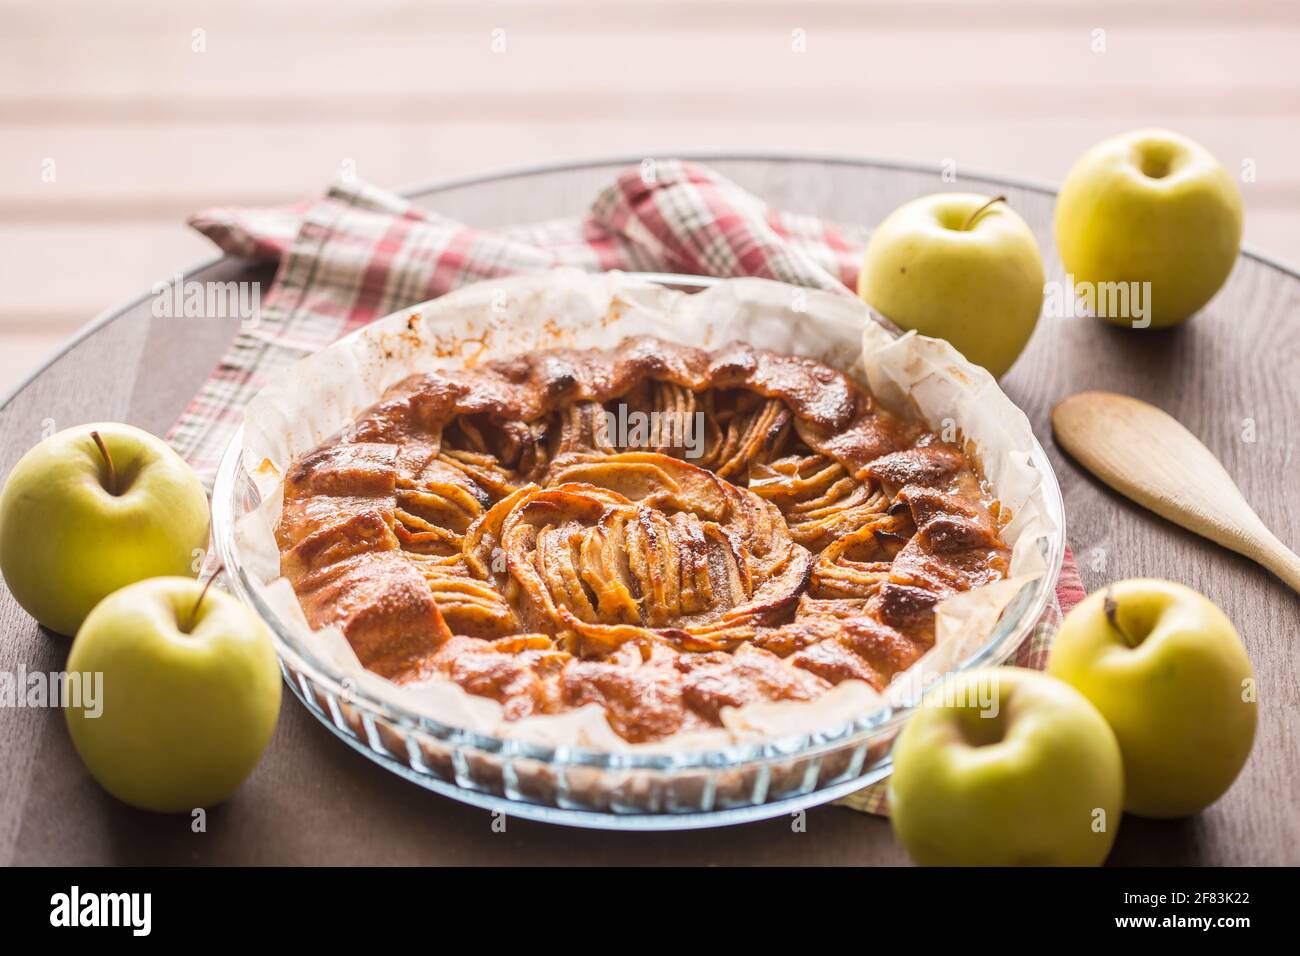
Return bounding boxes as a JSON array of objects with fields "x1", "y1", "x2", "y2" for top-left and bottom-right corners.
[{"x1": 276, "y1": 337, "x2": 1010, "y2": 743}]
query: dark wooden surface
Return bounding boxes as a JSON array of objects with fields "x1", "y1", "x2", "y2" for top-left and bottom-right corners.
[{"x1": 1, "y1": 157, "x2": 1295, "y2": 866}]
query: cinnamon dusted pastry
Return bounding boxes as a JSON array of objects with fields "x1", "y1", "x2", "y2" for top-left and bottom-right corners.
[{"x1": 276, "y1": 336, "x2": 1010, "y2": 743}]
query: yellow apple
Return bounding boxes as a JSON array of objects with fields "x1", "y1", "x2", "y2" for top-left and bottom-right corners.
[
  {"x1": 0, "y1": 422, "x2": 210, "y2": 636},
  {"x1": 1055, "y1": 129, "x2": 1243, "y2": 329},
  {"x1": 1048, "y1": 579, "x2": 1255, "y2": 819},
  {"x1": 857, "y1": 193, "x2": 1045, "y2": 379},
  {"x1": 889, "y1": 667, "x2": 1123, "y2": 866},
  {"x1": 65, "y1": 577, "x2": 281, "y2": 812}
]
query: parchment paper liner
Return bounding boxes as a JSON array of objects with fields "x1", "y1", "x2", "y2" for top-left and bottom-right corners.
[{"x1": 235, "y1": 270, "x2": 1056, "y2": 754}]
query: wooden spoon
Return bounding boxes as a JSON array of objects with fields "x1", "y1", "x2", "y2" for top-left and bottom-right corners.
[{"x1": 1052, "y1": 390, "x2": 1300, "y2": 594}]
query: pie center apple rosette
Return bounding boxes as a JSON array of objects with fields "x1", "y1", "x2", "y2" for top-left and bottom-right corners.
[{"x1": 275, "y1": 336, "x2": 1010, "y2": 745}]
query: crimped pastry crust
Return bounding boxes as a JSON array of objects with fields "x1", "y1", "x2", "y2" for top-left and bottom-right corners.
[{"x1": 276, "y1": 336, "x2": 1009, "y2": 743}]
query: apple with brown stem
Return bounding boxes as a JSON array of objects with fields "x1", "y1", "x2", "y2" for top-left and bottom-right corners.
[{"x1": 0, "y1": 422, "x2": 210, "y2": 635}]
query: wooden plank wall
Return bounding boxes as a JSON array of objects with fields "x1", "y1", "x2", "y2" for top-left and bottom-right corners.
[{"x1": 2, "y1": 0, "x2": 1296, "y2": 389}]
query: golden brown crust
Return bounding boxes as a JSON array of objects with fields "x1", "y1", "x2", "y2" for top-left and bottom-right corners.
[{"x1": 276, "y1": 336, "x2": 1009, "y2": 742}]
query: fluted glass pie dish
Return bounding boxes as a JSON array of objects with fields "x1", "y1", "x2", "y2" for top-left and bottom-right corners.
[{"x1": 209, "y1": 272, "x2": 1066, "y2": 829}]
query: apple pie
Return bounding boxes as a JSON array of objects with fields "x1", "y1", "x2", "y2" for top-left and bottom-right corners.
[{"x1": 275, "y1": 336, "x2": 1010, "y2": 744}]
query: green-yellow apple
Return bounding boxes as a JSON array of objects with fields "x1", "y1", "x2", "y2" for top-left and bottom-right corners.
[
  {"x1": 65, "y1": 576, "x2": 281, "y2": 812},
  {"x1": 1048, "y1": 579, "x2": 1255, "y2": 819},
  {"x1": 889, "y1": 667, "x2": 1123, "y2": 866},
  {"x1": 0, "y1": 422, "x2": 209, "y2": 636},
  {"x1": 1055, "y1": 129, "x2": 1243, "y2": 329},
  {"x1": 858, "y1": 193, "x2": 1045, "y2": 378}
]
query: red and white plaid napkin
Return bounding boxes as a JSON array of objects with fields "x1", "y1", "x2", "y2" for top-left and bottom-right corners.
[{"x1": 180, "y1": 159, "x2": 1084, "y2": 815}]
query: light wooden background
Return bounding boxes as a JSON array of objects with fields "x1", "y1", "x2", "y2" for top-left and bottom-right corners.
[{"x1": 3, "y1": 0, "x2": 1298, "y2": 392}]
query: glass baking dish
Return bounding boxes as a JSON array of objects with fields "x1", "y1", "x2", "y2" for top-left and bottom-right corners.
[{"x1": 209, "y1": 273, "x2": 1067, "y2": 830}]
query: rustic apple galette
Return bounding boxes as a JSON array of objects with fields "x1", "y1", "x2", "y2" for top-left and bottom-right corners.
[{"x1": 275, "y1": 336, "x2": 1011, "y2": 744}]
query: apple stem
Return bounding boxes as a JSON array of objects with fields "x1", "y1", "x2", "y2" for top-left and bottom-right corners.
[
  {"x1": 189, "y1": 565, "x2": 224, "y2": 630},
  {"x1": 962, "y1": 194, "x2": 1007, "y2": 231},
  {"x1": 90, "y1": 430, "x2": 117, "y2": 495},
  {"x1": 1103, "y1": 589, "x2": 1138, "y2": 647}
]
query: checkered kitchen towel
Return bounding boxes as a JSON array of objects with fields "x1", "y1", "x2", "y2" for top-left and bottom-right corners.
[{"x1": 181, "y1": 159, "x2": 1085, "y2": 816}]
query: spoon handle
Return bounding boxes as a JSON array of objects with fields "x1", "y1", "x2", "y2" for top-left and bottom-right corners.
[
  {"x1": 1052, "y1": 390, "x2": 1300, "y2": 596},
  {"x1": 1254, "y1": 535, "x2": 1300, "y2": 593}
]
